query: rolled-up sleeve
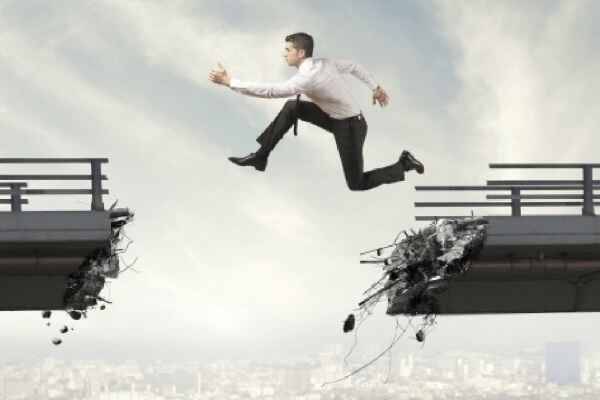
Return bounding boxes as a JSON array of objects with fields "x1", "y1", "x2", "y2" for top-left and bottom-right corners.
[
  {"x1": 229, "y1": 74, "x2": 308, "y2": 98},
  {"x1": 333, "y1": 59, "x2": 378, "y2": 91}
]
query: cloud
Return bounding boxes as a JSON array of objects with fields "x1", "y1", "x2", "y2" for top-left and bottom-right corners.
[
  {"x1": 435, "y1": 0, "x2": 600, "y2": 165},
  {"x1": 3, "y1": 0, "x2": 598, "y2": 361},
  {"x1": 100, "y1": 1, "x2": 293, "y2": 89}
]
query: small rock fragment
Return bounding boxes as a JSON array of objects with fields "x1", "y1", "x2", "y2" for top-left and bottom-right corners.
[
  {"x1": 343, "y1": 314, "x2": 355, "y2": 333},
  {"x1": 42, "y1": 310, "x2": 52, "y2": 319},
  {"x1": 59, "y1": 326, "x2": 69, "y2": 334},
  {"x1": 100, "y1": 304, "x2": 106, "y2": 310},
  {"x1": 416, "y1": 329, "x2": 425, "y2": 342},
  {"x1": 52, "y1": 338, "x2": 62, "y2": 346},
  {"x1": 68, "y1": 311, "x2": 82, "y2": 320}
]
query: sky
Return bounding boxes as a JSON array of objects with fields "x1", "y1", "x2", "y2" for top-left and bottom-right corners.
[{"x1": 2, "y1": 0, "x2": 600, "y2": 363}]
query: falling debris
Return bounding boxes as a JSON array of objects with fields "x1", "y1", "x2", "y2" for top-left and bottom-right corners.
[
  {"x1": 327, "y1": 218, "x2": 488, "y2": 386},
  {"x1": 40, "y1": 208, "x2": 135, "y2": 348},
  {"x1": 68, "y1": 310, "x2": 82, "y2": 321},
  {"x1": 359, "y1": 217, "x2": 488, "y2": 317},
  {"x1": 343, "y1": 314, "x2": 355, "y2": 333},
  {"x1": 63, "y1": 208, "x2": 134, "y2": 311}
]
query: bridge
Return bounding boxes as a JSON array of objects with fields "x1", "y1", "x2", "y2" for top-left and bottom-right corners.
[
  {"x1": 406, "y1": 163, "x2": 600, "y2": 314},
  {"x1": 0, "y1": 158, "x2": 129, "y2": 311}
]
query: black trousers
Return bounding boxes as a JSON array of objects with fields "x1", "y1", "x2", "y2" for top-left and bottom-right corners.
[{"x1": 256, "y1": 99, "x2": 404, "y2": 191}]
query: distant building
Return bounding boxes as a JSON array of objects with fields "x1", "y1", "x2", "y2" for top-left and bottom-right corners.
[{"x1": 545, "y1": 342, "x2": 581, "y2": 385}]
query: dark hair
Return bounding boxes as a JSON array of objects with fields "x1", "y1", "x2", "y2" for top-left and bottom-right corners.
[{"x1": 285, "y1": 32, "x2": 314, "y2": 58}]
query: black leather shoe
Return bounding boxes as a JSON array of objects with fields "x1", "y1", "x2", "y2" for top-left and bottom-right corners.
[
  {"x1": 399, "y1": 150, "x2": 424, "y2": 174},
  {"x1": 228, "y1": 153, "x2": 268, "y2": 171}
]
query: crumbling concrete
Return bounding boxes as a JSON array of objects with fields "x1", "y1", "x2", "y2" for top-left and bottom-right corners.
[
  {"x1": 360, "y1": 217, "x2": 488, "y2": 316},
  {"x1": 62, "y1": 208, "x2": 134, "y2": 312}
]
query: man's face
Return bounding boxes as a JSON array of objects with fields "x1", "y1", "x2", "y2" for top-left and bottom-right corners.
[{"x1": 283, "y1": 41, "x2": 305, "y2": 67}]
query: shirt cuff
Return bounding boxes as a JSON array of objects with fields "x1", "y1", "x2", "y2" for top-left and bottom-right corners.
[{"x1": 229, "y1": 78, "x2": 243, "y2": 89}]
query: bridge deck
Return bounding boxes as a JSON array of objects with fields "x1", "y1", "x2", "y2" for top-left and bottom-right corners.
[
  {"x1": 0, "y1": 211, "x2": 112, "y2": 311},
  {"x1": 403, "y1": 163, "x2": 600, "y2": 314},
  {"x1": 434, "y1": 215, "x2": 600, "y2": 314}
]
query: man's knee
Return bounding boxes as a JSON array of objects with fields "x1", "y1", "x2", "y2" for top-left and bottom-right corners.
[{"x1": 346, "y1": 179, "x2": 365, "y2": 191}]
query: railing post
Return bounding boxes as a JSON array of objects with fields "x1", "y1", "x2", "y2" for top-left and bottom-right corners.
[
  {"x1": 582, "y1": 165, "x2": 595, "y2": 216},
  {"x1": 9, "y1": 183, "x2": 23, "y2": 212},
  {"x1": 90, "y1": 159, "x2": 104, "y2": 211},
  {"x1": 511, "y1": 187, "x2": 521, "y2": 216}
]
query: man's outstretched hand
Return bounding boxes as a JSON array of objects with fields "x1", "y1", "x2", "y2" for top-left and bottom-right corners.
[
  {"x1": 208, "y1": 62, "x2": 231, "y2": 87},
  {"x1": 372, "y1": 86, "x2": 390, "y2": 107}
]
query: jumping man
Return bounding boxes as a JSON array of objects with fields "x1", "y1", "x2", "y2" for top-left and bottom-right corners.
[{"x1": 208, "y1": 32, "x2": 424, "y2": 191}]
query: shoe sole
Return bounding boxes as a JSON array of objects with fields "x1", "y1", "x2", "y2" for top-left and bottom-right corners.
[
  {"x1": 401, "y1": 151, "x2": 424, "y2": 174},
  {"x1": 228, "y1": 157, "x2": 267, "y2": 171}
]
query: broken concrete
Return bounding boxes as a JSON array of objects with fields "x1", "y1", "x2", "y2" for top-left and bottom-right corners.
[
  {"x1": 63, "y1": 208, "x2": 134, "y2": 311},
  {"x1": 360, "y1": 217, "x2": 488, "y2": 316}
]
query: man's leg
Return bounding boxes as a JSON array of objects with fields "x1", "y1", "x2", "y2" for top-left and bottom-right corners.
[
  {"x1": 229, "y1": 99, "x2": 331, "y2": 170},
  {"x1": 333, "y1": 116, "x2": 417, "y2": 191},
  {"x1": 256, "y1": 99, "x2": 333, "y2": 156}
]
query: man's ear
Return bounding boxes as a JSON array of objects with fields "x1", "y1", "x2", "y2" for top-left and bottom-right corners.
[{"x1": 298, "y1": 49, "x2": 306, "y2": 59}]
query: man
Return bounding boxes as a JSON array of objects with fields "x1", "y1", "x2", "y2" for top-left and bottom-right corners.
[{"x1": 208, "y1": 32, "x2": 424, "y2": 191}]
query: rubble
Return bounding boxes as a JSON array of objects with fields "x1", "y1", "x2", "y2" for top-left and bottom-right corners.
[
  {"x1": 343, "y1": 314, "x2": 355, "y2": 333},
  {"x1": 40, "y1": 207, "x2": 134, "y2": 347},
  {"x1": 327, "y1": 218, "x2": 488, "y2": 386},
  {"x1": 68, "y1": 310, "x2": 82, "y2": 320},
  {"x1": 359, "y1": 217, "x2": 488, "y2": 318},
  {"x1": 63, "y1": 208, "x2": 134, "y2": 311}
]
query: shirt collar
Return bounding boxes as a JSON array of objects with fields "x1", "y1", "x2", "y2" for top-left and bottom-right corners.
[{"x1": 298, "y1": 57, "x2": 313, "y2": 73}]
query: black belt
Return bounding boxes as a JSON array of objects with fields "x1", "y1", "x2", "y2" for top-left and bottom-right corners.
[{"x1": 337, "y1": 112, "x2": 363, "y2": 122}]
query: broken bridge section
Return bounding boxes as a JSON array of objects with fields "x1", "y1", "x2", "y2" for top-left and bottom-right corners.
[
  {"x1": 0, "y1": 158, "x2": 130, "y2": 311},
  {"x1": 411, "y1": 162, "x2": 600, "y2": 314}
]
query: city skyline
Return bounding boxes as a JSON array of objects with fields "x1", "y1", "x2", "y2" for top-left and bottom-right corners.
[{"x1": 1, "y1": 343, "x2": 599, "y2": 399}]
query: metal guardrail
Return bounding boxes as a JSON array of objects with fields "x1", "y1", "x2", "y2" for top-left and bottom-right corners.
[
  {"x1": 0, "y1": 158, "x2": 109, "y2": 212},
  {"x1": 415, "y1": 163, "x2": 600, "y2": 220}
]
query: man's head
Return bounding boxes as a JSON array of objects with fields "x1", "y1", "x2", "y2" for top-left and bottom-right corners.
[{"x1": 283, "y1": 32, "x2": 314, "y2": 67}]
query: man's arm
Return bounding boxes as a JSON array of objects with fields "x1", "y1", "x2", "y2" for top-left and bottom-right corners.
[
  {"x1": 333, "y1": 59, "x2": 390, "y2": 107},
  {"x1": 229, "y1": 75, "x2": 305, "y2": 99},
  {"x1": 333, "y1": 59, "x2": 378, "y2": 91},
  {"x1": 209, "y1": 62, "x2": 306, "y2": 98}
]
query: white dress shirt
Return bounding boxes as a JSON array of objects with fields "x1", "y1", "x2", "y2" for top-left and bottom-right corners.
[{"x1": 229, "y1": 57, "x2": 379, "y2": 119}]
